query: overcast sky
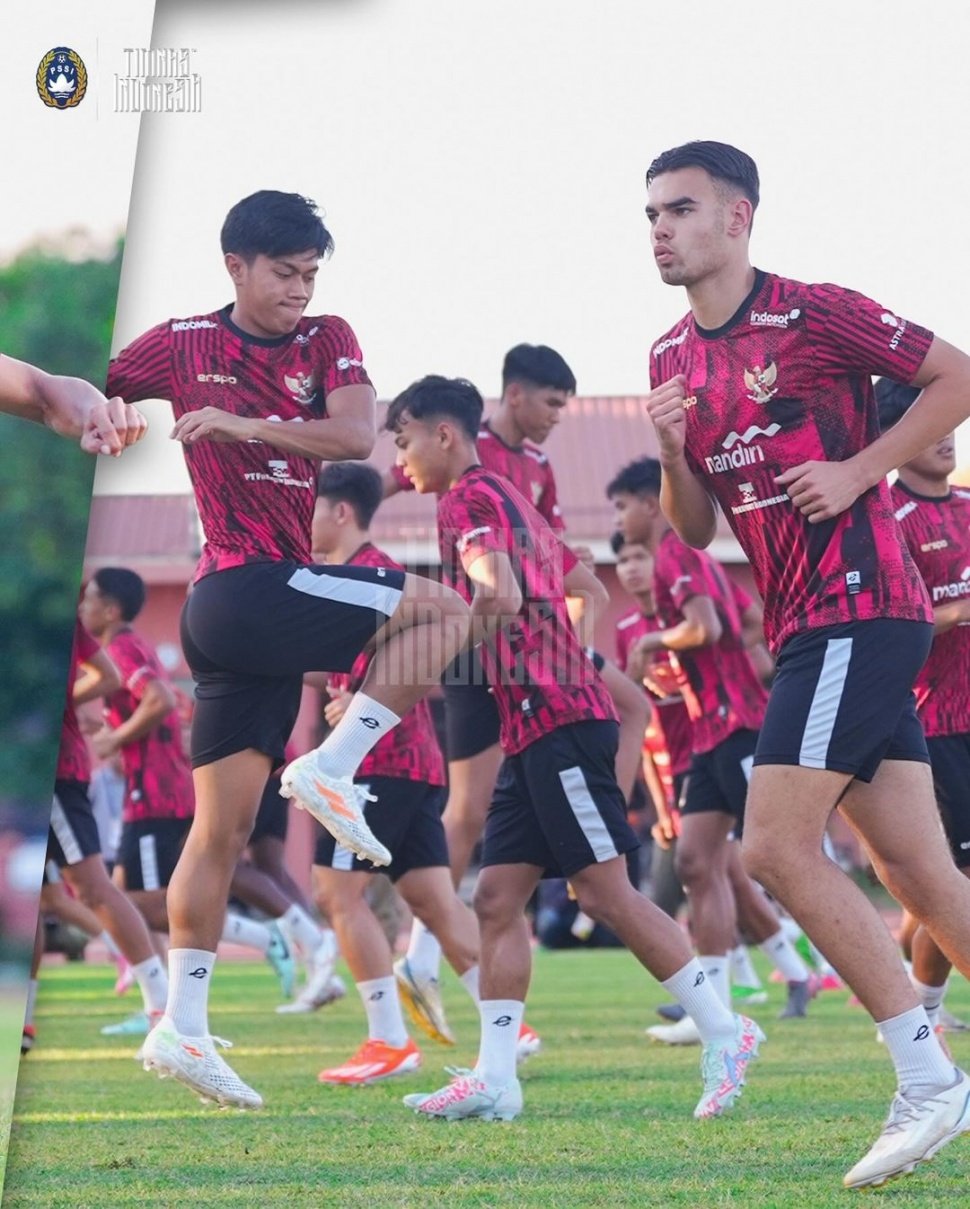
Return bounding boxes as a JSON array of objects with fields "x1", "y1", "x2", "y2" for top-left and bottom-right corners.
[{"x1": 18, "y1": 0, "x2": 963, "y2": 497}]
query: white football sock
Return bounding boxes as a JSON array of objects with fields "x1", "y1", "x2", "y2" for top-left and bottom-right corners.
[
  {"x1": 405, "y1": 919, "x2": 443, "y2": 983},
  {"x1": 759, "y1": 928, "x2": 810, "y2": 983},
  {"x1": 132, "y1": 954, "x2": 168, "y2": 1014},
  {"x1": 879, "y1": 1005, "x2": 955, "y2": 1092},
  {"x1": 475, "y1": 999, "x2": 524, "y2": 1086},
  {"x1": 167, "y1": 948, "x2": 216, "y2": 1036},
  {"x1": 357, "y1": 976, "x2": 408, "y2": 1047},
  {"x1": 698, "y1": 954, "x2": 731, "y2": 1007},
  {"x1": 316, "y1": 693, "x2": 401, "y2": 779},
  {"x1": 221, "y1": 912, "x2": 271, "y2": 954},
  {"x1": 662, "y1": 958, "x2": 736, "y2": 1041}
]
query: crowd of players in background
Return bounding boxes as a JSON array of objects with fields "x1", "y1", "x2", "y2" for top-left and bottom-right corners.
[{"x1": 18, "y1": 140, "x2": 970, "y2": 1191}]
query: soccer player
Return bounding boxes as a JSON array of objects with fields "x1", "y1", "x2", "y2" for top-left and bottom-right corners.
[
  {"x1": 40, "y1": 622, "x2": 169, "y2": 1039},
  {"x1": 609, "y1": 458, "x2": 814, "y2": 1035},
  {"x1": 642, "y1": 139, "x2": 970, "y2": 1187},
  {"x1": 0, "y1": 353, "x2": 146, "y2": 454},
  {"x1": 308, "y1": 462, "x2": 482, "y2": 1082},
  {"x1": 877, "y1": 378, "x2": 970, "y2": 1038},
  {"x1": 106, "y1": 190, "x2": 470, "y2": 1108},
  {"x1": 387, "y1": 374, "x2": 762, "y2": 1123},
  {"x1": 389, "y1": 344, "x2": 576, "y2": 1047}
]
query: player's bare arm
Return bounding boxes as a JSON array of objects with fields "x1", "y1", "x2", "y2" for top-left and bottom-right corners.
[
  {"x1": 72, "y1": 648, "x2": 122, "y2": 706},
  {"x1": 644, "y1": 374, "x2": 718, "y2": 547},
  {"x1": 464, "y1": 548, "x2": 524, "y2": 648},
  {"x1": 778, "y1": 336, "x2": 970, "y2": 524},
  {"x1": 932, "y1": 598, "x2": 970, "y2": 634},
  {"x1": 563, "y1": 559, "x2": 609, "y2": 635},
  {"x1": 633, "y1": 594, "x2": 721, "y2": 654},
  {"x1": 171, "y1": 383, "x2": 376, "y2": 461},
  {"x1": 90, "y1": 677, "x2": 176, "y2": 759},
  {"x1": 0, "y1": 354, "x2": 148, "y2": 456}
]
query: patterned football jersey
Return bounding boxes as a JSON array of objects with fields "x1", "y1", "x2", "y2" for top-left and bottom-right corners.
[
  {"x1": 327, "y1": 543, "x2": 446, "y2": 786},
  {"x1": 392, "y1": 418, "x2": 564, "y2": 530},
  {"x1": 437, "y1": 466, "x2": 615, "y2": 755},
  {"x1": 104, "y1": 628, "x2": 195, "y2": 822},
  {"x1": 107, "y1": 308, "x2": 372, "y2": 581},
  {"x1": 56, "y1": 622, "x2": 100, "y2": 783},
  {"x1": 614, "y1": 607, "x2": 693, "y2": 776},
  {"x1": 653, "y1": 530, "x2": 767, "y2": 754},
  {"x1": 892, "y1": 481, "x2": 970, "y2": 737},
  {"x1": 649, "y1": 271, "x2": 935, "y2": 652}
]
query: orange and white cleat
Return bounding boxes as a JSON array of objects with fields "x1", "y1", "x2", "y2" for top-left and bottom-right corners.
[
  {"x1": 318, "y1": 1037, "x2": 421, "y2": 1086},
  {"x1": 516, "y1": 1022, "x2": 542, "y2": 1064},
  {"x1": 280, "y1": 754, "x2": 391, "y2": 866}
]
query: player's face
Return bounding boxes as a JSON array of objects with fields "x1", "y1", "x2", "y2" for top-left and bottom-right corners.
[
  {"x1": 78, "y1": 580, "x2": 112, "y2": 637},
  {"x1": 615, "y1": 543, "x2": 654, "y2": 594},
  {"x1": 611, "y1": 490, "x2": 657, "y2": 544},
  {"x1": 311, "y1": 497, "x2": 340, "y2": 558},
  {"x1": 903, "y1": 432, "x2": 957, "y2": 482},
  {"x1": 645, "y1": 167, "x2": 733, "y2": 287},
  {"x1": 227, "y1": 249, "x2": 320, "y2": 337},
  {"x1": 393, "y1": 413, "x2": 449, "y2": 493},
  {"x1": 512, "y1": 384, "x2": 570, "y2": 443}
]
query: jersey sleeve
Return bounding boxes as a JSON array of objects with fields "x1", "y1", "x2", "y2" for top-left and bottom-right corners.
[
  {"x1": 537, "y1": 464, "x2": 565, "y2": 531},
  {"x1": 654, "y1": 537, "x2": 710, "y2": 611},
  {"x1": 110, "y1": 636, "x2": 156, "y2": 700},
  {"x1": 441, "y1": 489, "x2": 507, "y2": 571},
  {"x1": 318, "y1": 316, "x2": 373, "y2": 397},
  {"x1": 107, "y1": 322, "x2": 174, "y2": 402},
  {"x1": 804, "y1": 283, "x2": 934, "y2": 382}
]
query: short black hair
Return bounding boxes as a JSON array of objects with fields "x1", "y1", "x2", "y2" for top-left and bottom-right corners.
[
  {"x1": 646, "y1": 141, "x2": 760, "y2": 212},
  {"x1": 502, "y1": 344, "x2": 576, "y2": 395},
  {"x1": 385, "y1": 375, "x2": 483, "y2": 442},
  {"x1": 874, "y1": 377, "x2": 921, "y2": 433},
  {"x1": 316, "y1": 462, "x2": 384, "y2": 529},
  {"x1": 92, "y1": 567, "x2": 146, "y2": 622},
  {"x1": 606, "y1": 457, "x2": 662, "y2": 499},
  {"x1": 609, "y1": 530, "x2": 649, "y2": 556},
  {"x1": 220, "y1": 191, "x2": 334, "y2": 261}
]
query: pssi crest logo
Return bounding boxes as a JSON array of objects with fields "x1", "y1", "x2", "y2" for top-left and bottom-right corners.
[{"x1": 37, "y1": 47, "x2": 88, "y2": 109}]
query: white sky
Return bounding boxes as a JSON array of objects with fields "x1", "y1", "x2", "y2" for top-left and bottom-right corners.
[
  {"x1": 0, "y1": 1, "x2": 155, "y2": 260},
  {"x1": 26, "y1": 0, "x2": 964, "y2": 498}
]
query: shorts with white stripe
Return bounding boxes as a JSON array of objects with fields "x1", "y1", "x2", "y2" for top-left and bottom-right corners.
[
  {"x1": 180, "y1": 560, "x2": 406, "y2": 769},
  {"x1": 680, "y1": 728, "x2": 757, "y2": 830},
  {"x1": 754, "y1": 619, "x2": 932, "y2": 783},
  {"x1": 48, "y1": 780, "x2": 102, "y2": 868},
  {"x1": 926, "y1": 734, "x2": 970, "y2": 868},
  {"x1": 117, "y1": 817, "x2": 191, "y2": 890},
  {"x1": 482, "y1": 720, "x2": 638, "y2": 878}
]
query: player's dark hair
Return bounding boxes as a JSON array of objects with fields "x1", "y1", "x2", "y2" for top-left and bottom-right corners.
[
  {"x1": 91, "y1": 567, "x2": 146, "y2": 622},
  {"x1": 646, "y1": 141, "x2": 760, "y2": 212},
  {"x1": 385, "y1": 375, "x2": 484, "y2": 442},
  {"x1": 609, "y1": 530, "x2": 625, "y2": 556},
  {"x1": 220, "y1": 191, "x2": 334, "y2": 261},
  {"x1": 874, "y1": 377, "x2": 920, "y2": 433},
  {"x1": 606, "y1": 457, "x2": 662, "y2": 500},
  {"x1": 501, "y1": 344, "x2": 577, "y2": 395},
  {"x1": 316, "y1": 462, "x2": 384, "y2": 529}
]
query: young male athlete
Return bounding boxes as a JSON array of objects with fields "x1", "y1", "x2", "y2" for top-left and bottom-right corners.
[
  {"x1": 387, "y1": 374, "x2": 762, "y2": 1124},
  {"x1": 877, "y1": 378, "x2": 970, "y2": 1038},
  {"x1": 106, "y1": 190, "x2": 470, "y2": 1108},
  {"x1": 643, "y1": 139, "x2": 970, "y2": 1187},
  {"x1": 388, "y1": 344, "x2": 576, "y2": 1048},
  {"x1": 308, "y1": 462, "x2": 482, "y2": 1084}
]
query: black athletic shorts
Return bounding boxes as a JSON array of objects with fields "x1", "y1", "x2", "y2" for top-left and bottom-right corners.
[
  {"x1": 313, "y1": 777, "x2": 448, "y2": 882},
  {"x1": 181, "y1": 561, "x2": 405, "y2": 770},
  {"x1": 117, "y1": 817, "x2": 191, "y2": 890},
  {"x1": 926, "y1": 734, "x2": 970, "y2": 868},
  {"x1": 250, "y1": 773, "x2": 289, "y2": 844},
  {"x1": 442, "y1": 645, "x2": 501, "y2": 761},
  {"x1": 48, "y1": 780, "x2": 101, "y2": 868},
  {"x1": 681, "y1": 728, "x2": 758, "y2": 828},
  {"x1": 482, "y1": 720, "x2": 638, "y2": 878},
  {"x1": 754, "y1": 619, "x2": 932, "y2": 783}
]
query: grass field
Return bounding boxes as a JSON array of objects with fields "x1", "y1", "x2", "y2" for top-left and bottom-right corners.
[{"x1": 3, "y1": 951, "x2": 969, "y2": 1208}]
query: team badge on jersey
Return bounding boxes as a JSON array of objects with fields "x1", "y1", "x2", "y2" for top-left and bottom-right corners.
[
  {"x1": 283, "y1": 371, "x2": 316, "y2": 405},
  {"x1": 743, "y1": 361, "x2": 778, "y2": 405},
  {"x1": 37, "y1": 47, "x2": 88, "y2": 109}
]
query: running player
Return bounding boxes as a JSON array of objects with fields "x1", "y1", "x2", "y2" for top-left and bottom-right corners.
[
  {"x1": 390, "y1": 344, "x2": 576, "y2": 1048},
  {"x1": 0, "y1": 353, "x2": 145, "y2": 454},
  {"x1": 388, "y1": 374, "x2": 762, "y2": 1123},
  {"x1": 106, "y1": 190, "x2": 470, "y2": 1107},
  {"x1": 308, "y1": 462, "x2": 481, "y2": 1083},
  {"x1": 609, "y1": 458, "x2": 813, "y2": 1035},
  {"x1": 643, "y1": 139, "x2": 970, "y2": 1187},
  {"x1": 877, "y1": 377, "x2": 970, "y2": 1039}
]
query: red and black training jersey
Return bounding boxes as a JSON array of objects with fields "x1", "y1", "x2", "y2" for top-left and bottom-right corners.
[
  {"x1": 649, "y1": 271, "x2": 935, "y2": 653},
  {"x1": 104, "y1": 628, "x2": 195, "y2": 822},
  {"x1": 614, "y1": 607, "x2": 693, "y2": 777},
  {"x1": 652, "y1": 531, "x2": 767, "y2": 754},
  {"x1": 56, "y1": 622, "x2": 99, "y2": 783},
  {"x1": 107, "y1": 307, "x2": 372, "y2": 581},
  {"x1": 328, "y1": 543, "x2": 446, "y2": 786},
  {"x1": 437, "y1": 466, "x2": 614, "y2": 756},
  {"x1": 392, "y1": 418, "x2": 564, "y2": 530},
  {"x1": 892, "y1": 481, "x2": 970, "y2": 737}
]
